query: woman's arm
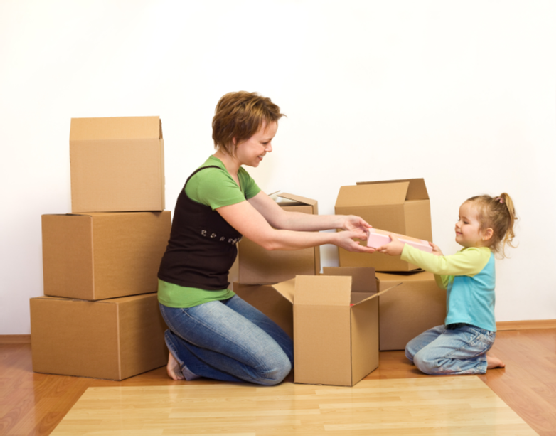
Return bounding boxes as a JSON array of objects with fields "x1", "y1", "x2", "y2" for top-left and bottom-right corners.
[
  {"x1": 217, "y1": 198, "x2": 375, "y2": 253},
  {"x1": 247, "y1": 191, "x2": 371, "y2": 232}
]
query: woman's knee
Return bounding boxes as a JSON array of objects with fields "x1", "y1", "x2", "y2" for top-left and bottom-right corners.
[{"x1": 256, "y1": 355, "x2": 292, "y2": 386}]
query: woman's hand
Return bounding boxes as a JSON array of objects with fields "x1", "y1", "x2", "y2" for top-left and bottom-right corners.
[
  {"x1": 341, "y1": 215, "x2": 372, "y2": 233},
  {"x1": 334, "y1": 229, "x2": 376, "y2": 253},
  {"x1": 377, "y1": 234, "x2": 405, "y2": 256}
]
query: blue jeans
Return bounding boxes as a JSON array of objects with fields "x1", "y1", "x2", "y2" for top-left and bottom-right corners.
[
  {"x1": 405, "y1": 324, "x2": 496, "y2": 375},
  {"x1": 159, "y1": 295, "x2": 293, "y2": 386}
]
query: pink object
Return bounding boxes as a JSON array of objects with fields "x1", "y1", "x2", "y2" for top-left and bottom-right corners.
[{"x1": 367, "y1": 231, "x2": 432, "y2": 253}]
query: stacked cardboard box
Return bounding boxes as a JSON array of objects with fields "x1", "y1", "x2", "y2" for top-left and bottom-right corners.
[
  {"x1": 335, "y1": 179, "x2": 447, "y2": 351},
  {"x1": 31, "y1": 117, "x2": 171, "y2": 380}
]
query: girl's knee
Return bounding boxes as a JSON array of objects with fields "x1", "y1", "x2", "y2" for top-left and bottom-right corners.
[
  {"x1": 413, "y1": 353, "x2": 442, "y2": 375},
  {"x1": 405, "y1": 344, "x2": 416, "y2": 363}
]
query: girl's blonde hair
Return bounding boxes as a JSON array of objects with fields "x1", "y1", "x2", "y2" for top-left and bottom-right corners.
[{"x1": 465, "y1": 193, "x2": 517, "y2": 257}]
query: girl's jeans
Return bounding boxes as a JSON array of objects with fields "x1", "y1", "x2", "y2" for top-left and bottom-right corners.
[
  {"x1": 405, "y1": 324, "x2": 496, "y2": 375},
  {"x1": 159, "y1": 295, "x2": 293, "y2": 386}
]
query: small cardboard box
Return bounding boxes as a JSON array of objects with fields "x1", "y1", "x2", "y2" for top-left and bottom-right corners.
[
  {"x1": 30, "y1": 293, "x2": 167, "y2": 380},
  {"x1": 377, "y1": 271, "x2": 447, "y2": 351},
  {"x1": 335, "y1": 179, "x2": 432, "y2": 272},
  {"x1": 42, "y1": 211, "x2": 171, "y2": 300},
  {"x1": 237, "y1": 193, "x2": 320, "y2": 284},
  {"x1": 70, "y1": 116, "x2": 165, "y2": 213},
  {"x1": 234, "y1": 267, "x2": 400, "y2": 386}
]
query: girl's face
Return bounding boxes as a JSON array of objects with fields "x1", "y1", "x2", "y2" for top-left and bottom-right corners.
[
  {"x1": 455, "y1": 202, "x2": 491, "y2": 248},
  {"x1": 235, "y1": 121, "x2": 277, "y2": 167}
]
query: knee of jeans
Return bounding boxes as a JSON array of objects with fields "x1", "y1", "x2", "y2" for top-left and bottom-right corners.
[
  {"x1": 405, "y1": 344, "x2": 416, "y2": 363},
  {"x1": 257, "y1": 357, "x2": 292, "y2": 386},
  {"x1": 414, "y1": 352, "x2": 441, "y2": 375}
]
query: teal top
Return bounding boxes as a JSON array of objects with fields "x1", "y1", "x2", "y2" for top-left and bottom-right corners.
[
  {"x1": 158, "y1": 156, "x2": 261, "y2": 308},
  {"x1": 401, "y1": 245, "x2": 496, "y2": 331}
]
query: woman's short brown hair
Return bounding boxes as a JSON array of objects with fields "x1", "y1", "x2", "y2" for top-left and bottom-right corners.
[{"x1": 212, "y1": 91, "x2": 284, "y2": 155}]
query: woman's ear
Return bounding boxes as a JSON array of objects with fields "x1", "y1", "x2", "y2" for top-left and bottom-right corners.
[{"x1": 482, "y1": 228, "x2": 494, "y2": 241}]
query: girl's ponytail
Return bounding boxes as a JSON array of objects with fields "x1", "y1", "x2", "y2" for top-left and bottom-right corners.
[
  {"x1": 496, "y1": 193, "x2": 517, "y2": 256},
  {"x1": 466, "y1": 193, "x2": 518, "y2": 257}
]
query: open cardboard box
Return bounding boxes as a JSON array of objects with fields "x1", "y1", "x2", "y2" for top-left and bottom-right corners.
[
  {"x1": 234, "y1": 267, "x2": 401, "y2": 386},
  {"x1": 377, "y1": 271, "x2": 447, "y2": 351},
  {"x1": 237, "y1": 193, "x2": 320, "y2": 284},
  {"x1": 42, "y1": 211, "x2": 171, "y2": 300},
  {"x1": 335, "y1": 179, "x2": 432, "y2": 272},
  {"x1": 70, "y1": 116, "x2": 165, "y2": 213},
  {"x1": 30, "y1": 293, "x2": 167, "y2": 380}
]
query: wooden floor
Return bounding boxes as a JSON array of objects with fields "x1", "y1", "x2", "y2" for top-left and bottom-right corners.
[
  {"x1": 1, "y1": 328, "x2": 555, "y2": 435},
  {"x1": 50, "y1": 376, "x2": 536, "y2": 435}
]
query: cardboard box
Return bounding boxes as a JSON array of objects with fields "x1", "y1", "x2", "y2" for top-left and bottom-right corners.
[
  {"x1": 233, "y1": 282, "x2": 294, "y2": 339},
  {"x1": 234, "y1": 267, "x2": 400, "y2": 386},
  {"x1": 376, "y1": 271, "x2": 447, "y2": 351},
  {"x1": 30, "y1": 293, "x2": 167, "y2": 380},
  {"x1": 70, "y1": 116, "x2": 165, "y2": 213},
  {"x1": 42, "y1": 211, "x2": 171, "y2": 300},
  {"x1": 335, "y1": 179, "x2": 432, "y2": 272},
  {"x1": 237, "y1": 193, "x2": 320, "y2": 284}
]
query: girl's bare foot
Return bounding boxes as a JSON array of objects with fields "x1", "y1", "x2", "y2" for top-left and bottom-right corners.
[
  {"x1": 487, "y1": 354, "x2": 506, "y2": 369},
  {"x1": 166, "y1": 351, "x2": 185, "y2": 380}
]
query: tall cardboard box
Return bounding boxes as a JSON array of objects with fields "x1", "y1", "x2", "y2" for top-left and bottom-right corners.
[
  {"x1": 70, "y1": 116, "x2": 165, "y2": 213},
  {"x1": 235, "y1": 267, "x2": 400, "y2": 386},
  {"x1": 30, "y1": 293, "x2": 167, "y2": 380},
  {"x1": 377, "y1": 271, "x2": 447, "y2": 351},
  {"x1": 42, "y1": 211, "x2": 171, "y2": 300},
  {"x1": 335, "y1": 179, "x2": 432, "y2": 272},
  {"x1": 237, "y1": 193, "x2": 320, "y2": 284}
]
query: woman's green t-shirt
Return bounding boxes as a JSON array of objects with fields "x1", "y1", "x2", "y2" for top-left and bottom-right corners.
[{"x1": 158, "y1": 156, "x2": 261, "y2": 308}]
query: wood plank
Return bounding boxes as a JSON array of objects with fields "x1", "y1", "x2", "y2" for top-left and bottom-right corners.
[
  {"x1": 49, "y1": 377, "x2": 537, "y2": 435},
  {"x1": 497, "y1": 320, "x2": 556, "y2": 330},
  {"x1": 0, "y1": 335, "x2": 31, "y2": 344}
]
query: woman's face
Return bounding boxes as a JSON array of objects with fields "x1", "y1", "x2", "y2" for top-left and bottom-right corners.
[{"x1": 235, "y1": 121, "x2": 278, "y2": 167}]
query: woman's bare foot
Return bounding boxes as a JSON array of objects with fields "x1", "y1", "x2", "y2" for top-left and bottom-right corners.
[
  {"x1": 166, "y1": 351, "x2": 185, "y2": 380},
  {"x1": 487, "y1": 354, "x2": 506, "y2": 369}
]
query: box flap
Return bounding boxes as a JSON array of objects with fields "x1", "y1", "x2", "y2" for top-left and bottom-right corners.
[
  {"x1": 336, "y1": 182, "x2": 408, "y2": 207},
  {"x1": 356, "y1": 179, "x2": 429, "y2": 201},
  {"x1": 294, "y1": 275, "x2": 352, "y2": 306},
  {"x1": 70, "y1": 116, "x2": 162, "y2": 141},
  {"x1": 322, "y1": 267, "x2": 376, "y2": 294},
  {"x1": 270, "y1": 278, "x2": 296, "y2": 304},
  {"x1": 277, "y1": 193, "x2": 317, "y2": 207},
  {"x1": 359, "y1": 281, "x2": 403, "y2": 304}
]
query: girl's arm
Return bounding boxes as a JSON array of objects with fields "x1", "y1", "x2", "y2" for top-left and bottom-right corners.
[
  {"x1": 379, "y1": 235, "x2": 490, "y2": 277},
  {"x1": 247, "y1": 191, "x2": 371, "y2": 233},
  {"x1": 217, "y1": 198, "x2": 375, "y2": 253}
]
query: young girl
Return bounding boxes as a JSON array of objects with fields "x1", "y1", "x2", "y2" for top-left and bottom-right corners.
[{"x1": 377, "y1": 193, "x2": 517, "y2": 375}]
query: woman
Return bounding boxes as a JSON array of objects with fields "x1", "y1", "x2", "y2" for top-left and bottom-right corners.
[{"x1": 158, "y1": 91, "x2": 375, "y2": 385}]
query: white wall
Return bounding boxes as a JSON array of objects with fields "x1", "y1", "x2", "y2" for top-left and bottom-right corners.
[{"x1": 1, "y1": 0, "x2": 555, "y2": 334}]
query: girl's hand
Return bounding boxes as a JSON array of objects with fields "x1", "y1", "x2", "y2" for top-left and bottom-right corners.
[
  {"x1": 377, "y1": 234, "x2": 405, "y2": 256},
  {"x1": 341, "y1": 215, "x2": 372, "y2": 233},
  {"x1": 429, "y1": 242, "x2": 443, "y2": 256},
  {"x1": 335, "y1": 229, "x2": 376, "y2": 253}
]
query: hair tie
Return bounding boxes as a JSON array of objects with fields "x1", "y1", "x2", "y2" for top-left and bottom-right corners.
[{"x1": 495, "y1": 196, "x2": 504, "y2": 204}]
